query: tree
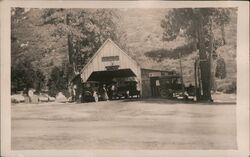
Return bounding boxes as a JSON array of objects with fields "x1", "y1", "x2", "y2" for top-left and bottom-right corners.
[
  {"x1": 212, "y1": 9, "x2": 231, "y2": 45},
  {"x1": 34, "y1": 69, "x2": 46, "y2": 93},
  {"x1": 41, "y1": 8, "x2": 123, "y2": 73},
  {"x1": 11, "y1": 59, "x2": 46, "y2": 94},
  {"x1": 161, "y1": 8, "x2": 231, "y2": 101},
  {"x1": 144, "y1": 42, "x2": 196, "y2": 61},
  {"x1": 215, "y1": 57, "x2": 226, "y2": 79},
  {"x1": 47, "y1": 66, "x2": 70, "y2": 97},
  {"x1": 11, "y1": 8, "x2": 69, "y2": 80}
]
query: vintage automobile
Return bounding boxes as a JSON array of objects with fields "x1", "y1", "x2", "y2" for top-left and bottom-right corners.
[
  {"x1": 116, "y1": 81, "x2": 140, "y2": 99},
  {"x1": 159, "y1": 75, "x2": 184, "y2": 99},
  {"x1": 81, "y1": 81, "x2": 100, "y2": 102},
  {"x1": 11, "y1": 94, "x2": 25, "y2": 103},
  {"x1": 37, "y1": 93, "x2": 56, "y2": 102},
  {"x1": 159, "y1": 75, "x2": 195, "y2": 100},
  {"x1": 38, "y1": 93, "x2": 49, "y2": 102}
]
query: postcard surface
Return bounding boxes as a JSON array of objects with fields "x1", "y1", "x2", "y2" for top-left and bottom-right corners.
[{"x1": 1, "y1": 1, "x2": 249, "y2": 157}]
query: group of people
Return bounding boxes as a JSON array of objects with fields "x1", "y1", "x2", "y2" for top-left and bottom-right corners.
[{"x1": 95, "y1": 83, "x2": 117, "y2": 102}]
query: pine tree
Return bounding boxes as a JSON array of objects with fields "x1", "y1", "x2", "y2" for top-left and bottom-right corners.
[{"x1": 161, "y1": 8, "x2": 232, "y2": 101}]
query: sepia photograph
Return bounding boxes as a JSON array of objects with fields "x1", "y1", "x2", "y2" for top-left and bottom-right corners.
[{"x1": 0, "y1": 1, "x2": 249, "y2": 157}]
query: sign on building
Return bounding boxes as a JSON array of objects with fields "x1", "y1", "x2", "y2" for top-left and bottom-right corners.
[
  {"x1": 102, "y1": 56, "x2": 119, "y2": 62},
  {"x1": 149, "y1": 72, "x2": 161, "y2": 77}
]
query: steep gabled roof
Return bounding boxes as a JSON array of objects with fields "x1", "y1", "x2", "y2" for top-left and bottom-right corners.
[{"x1": 80, "y1": 38, "x2": 140, "y2": 73}]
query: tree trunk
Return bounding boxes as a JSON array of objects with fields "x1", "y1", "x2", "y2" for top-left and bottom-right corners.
[
  {"x1": 67, "y1": 34, "x2": 74, "y2": 64},
  {"x1": 221, "y1": 23, "x2": 226, "y2": 45},
  {"x1": 197, "y1": 15, "x2": 212, "y2": 102},
  {"x1": 65, "y1": 14, "x2": 74, "y2": 65}
]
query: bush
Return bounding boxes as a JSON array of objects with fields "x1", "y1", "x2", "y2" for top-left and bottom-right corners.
[
  {"x1": 217, "y1": 81, "x2": 236, "y2": 94},
  {"x1": 11, "y1": 59, "x2": 46, "y2": 94},
  {"x1": 47, "y1": 65, "x2": 71, "y2": 97},
  {"x1": 215, "y1": 57, "x2": 227, "y2": 79}
]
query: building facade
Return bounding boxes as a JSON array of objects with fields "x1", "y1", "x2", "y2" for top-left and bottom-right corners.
[{"x1": 77, "y1": 38, "x2": 177, "y2": 99}]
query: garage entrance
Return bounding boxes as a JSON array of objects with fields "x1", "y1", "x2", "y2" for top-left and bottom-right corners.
[
  {"x1": 85, "y1": 68, "x2": 140, "y2": 100},
  {"x1": 87, "y1": 69, "x2": 137, "y2": 82}
]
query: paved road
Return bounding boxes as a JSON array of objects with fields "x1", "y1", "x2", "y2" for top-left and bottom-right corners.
[{"x1": 11, "y1": 99, "x2": 237, "y2": 150}]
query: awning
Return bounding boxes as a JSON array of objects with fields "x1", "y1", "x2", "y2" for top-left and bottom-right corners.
[{"x1": 87, "y1": 69, "x2": 136, "y2": 82}]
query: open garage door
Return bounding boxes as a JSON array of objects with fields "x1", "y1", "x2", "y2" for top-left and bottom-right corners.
[{"x1": 87, "y1": 68, "x2": 137, "y2": 82}]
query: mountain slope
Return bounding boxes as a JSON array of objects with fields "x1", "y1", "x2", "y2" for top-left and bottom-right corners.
[{"x1": 11, "y1": 8, "x2": 237, "y2": 88}]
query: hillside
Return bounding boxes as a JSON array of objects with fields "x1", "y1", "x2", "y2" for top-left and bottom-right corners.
[
  {"x1": 11, "y1": 8, "x2": 237, "y2": 89},
  {"x1": 118, "y1": 8, "x2": 237, "y2": 88}
]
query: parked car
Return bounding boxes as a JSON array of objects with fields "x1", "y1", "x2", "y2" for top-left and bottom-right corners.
[
  {"x1": 81, "y1": 81, "x2": 100, "y2": 102},
  {"x1": 48, "y1": 96, "x2": 56, "y2": 102},
  {"x1": 116, "y1": 81, "x2": 140, "y2": 99},
  {"x1": 38, "y1": 93, "x2": 49, "y2": 102},
  {"x1": 11, "y1": 94, "x2": 25, "y2": 103},
  {"x1": 38, "y1": 93, "x2": 56, "y2": 102},
  {"x1": 159, "y1": 76, "x2": 195, "y2": 100}
]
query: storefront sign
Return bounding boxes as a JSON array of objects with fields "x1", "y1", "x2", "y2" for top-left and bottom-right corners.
[
  {"x1": 149, "y1": 72, "x2": 161, "y2": 77},
  {"x1": 102, "y1": 56, "x2": 119, "y2": 62},
  {"x1": 105, "y1": 65, "x2": 120, "y2": 71}
]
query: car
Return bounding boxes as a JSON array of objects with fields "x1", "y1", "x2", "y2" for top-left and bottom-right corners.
[
  {"x1": 48, "y1": 96, "x2": 56, "y2": 102},
  {"x1": 159, "y1": 75, "x2": 184, "y2": 99},
  {"x1": 81, "y1": 81, "x2": 100, "y2": 102},
  {"x1": 38, "y1": 93, "x2": 56, "y2": 102},
  {"x1": 38, "y1": 93, "x2": 49, "y2": 102},
  {"x1": 116, "y1": 81, "x2": 140, "y2": 99},
  {"x1": 11, "y1": 94, "x2": 25, "y2": 103}
]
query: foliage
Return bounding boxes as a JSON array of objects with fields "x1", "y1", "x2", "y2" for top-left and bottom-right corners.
[
  {"x1": 11, "y1": 8, "x2": 237, "y2": 96},
  {"x1": 11, "y1": 59, "x2": 46, "y2": 94},
  {"x1": 160, "y1": 8, "x2": 233, "y2": 100},
  {"x1": 47, "y1": 65, "x2": 72, "y2": 97},
  {"x1": 160, "y1": 8, "x2": 233, "y2": 60},
  {"x1": 161, "y1": 8, "x2": 232, "y2": 41},
  {"x1": 217, "y1": 80, "x2": 236, "y2": 94},
  {"x1": 215, "y1": 57, "x2": 226, "y2": 79},
  {"x1": 11, "y1": 8, "x2": 69, "y2": 79},
  {"x1": 34, "y1": 69, "x2": 46, "y2": 93},
  {"x1": 41, "y1": 8, "x2": 122, "y2": 72},
  {"x1": 144, "y1": 42, "x2": 196, "y2": 61}
]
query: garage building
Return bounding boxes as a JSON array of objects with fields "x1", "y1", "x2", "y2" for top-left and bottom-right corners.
[{"x1": 74, "y1": 38, "x2": 176, "y2": 100}]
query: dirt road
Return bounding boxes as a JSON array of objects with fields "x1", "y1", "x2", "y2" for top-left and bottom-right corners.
[{"x1": 12, "y1": 98, "x2": 237, "y2": 150}]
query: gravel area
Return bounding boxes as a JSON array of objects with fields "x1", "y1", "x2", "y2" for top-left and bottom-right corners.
[{"x1": 11, "y1": 97, "x2": 237, "y2": 150}]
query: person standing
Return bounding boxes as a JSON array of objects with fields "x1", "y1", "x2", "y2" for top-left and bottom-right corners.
[
  {"x1": 93, "y1": 90, "x2": 98, "y2": 102},
  {"x1": 110, "y1": 84, "x2": 116, "y2": 100},
  {"x1": 101, "y1": 84, "x2": 109, "y2": 101}
]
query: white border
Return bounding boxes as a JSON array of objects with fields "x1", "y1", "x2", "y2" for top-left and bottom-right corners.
[{"x1": 1, "y1": 1, "x2": 249, "y2": 157}]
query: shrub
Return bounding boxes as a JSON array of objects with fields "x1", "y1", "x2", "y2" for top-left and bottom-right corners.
[
  {"x1": 215, "y1": 57, "x2": 227, "y2": 79},
  {"x1": 217, "y1": 81, "x2": 236, "y2": 94},
  {"x1": 47, "y1": 65, "x2": 72, "y2": 97},
  {"x1": 11, "y1": 59, "x2": 46, "y2": 94}
]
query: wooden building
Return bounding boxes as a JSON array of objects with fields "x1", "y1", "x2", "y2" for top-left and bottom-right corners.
[
  {"x1": 80, "y1": 39, "x2": 141, "y2": 82},
  {"x1": 141, "y1": 68, "x2": 178, "y2": 98},
  {"x1": 77, "y1": 38, "x2": 176, "y2": 99}
]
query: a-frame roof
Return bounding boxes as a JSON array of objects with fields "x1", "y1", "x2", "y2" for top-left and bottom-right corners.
[
  {"x1": 81, "y1": 38, "x2": 140, "y2": 73},
  {"x1": 80, "y1": 39, "x2": 140, "y2": 81}
]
